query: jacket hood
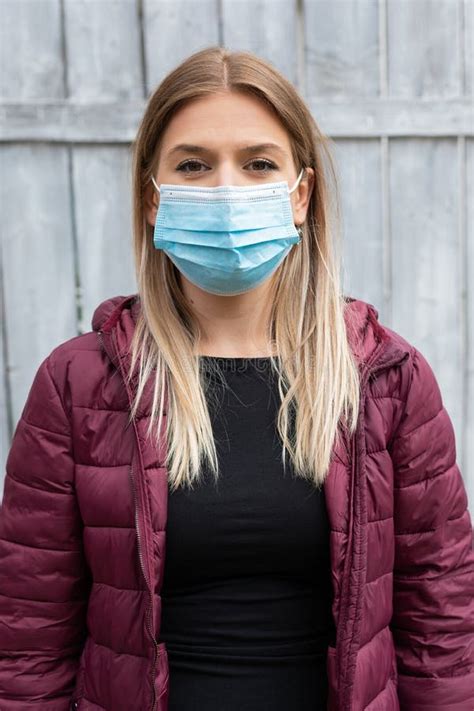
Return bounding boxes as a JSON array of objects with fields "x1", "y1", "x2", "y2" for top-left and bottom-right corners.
[
  {"x1": 91, "y1": 292, "x2": 409, "y2": 370},
  {"x1": 91, "y1": 293, "x2": 138, "y2": 334}
]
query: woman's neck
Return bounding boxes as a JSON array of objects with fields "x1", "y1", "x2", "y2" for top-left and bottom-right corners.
[{"x1": 184, "y1": 276, "x2": 277, "y2": 359}]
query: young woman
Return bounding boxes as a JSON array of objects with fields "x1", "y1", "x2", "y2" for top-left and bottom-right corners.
[{"x1": 0, "y1": 46, "x2": 473, "y2": 711}]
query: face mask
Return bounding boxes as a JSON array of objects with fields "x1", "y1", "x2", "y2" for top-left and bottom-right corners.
[{"x1": 150, "y1": 168, "x2": 306, "y2": 296}]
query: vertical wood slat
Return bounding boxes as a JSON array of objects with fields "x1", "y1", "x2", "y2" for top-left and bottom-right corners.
[
  {"x1": 0, "y1": 0, "x2": 65, "y2": 100},
  {"x1": 0, "y1": 271, "x2": 10, "y2": 487},
  {"x1": 222, "y1": 0, "x2": 299, "y2": 83},
  {"x1": 63, "y1": 0, "x2": 144, "y2": 333},
  {"x1": 333, "y1": 139, "x2": 385, "y2": 313},
  {"x1": 302, "y1": 1, "x2": 385, "y2": 318},
  {"x1": 387, "y1": 0, "x2": 462, "y2": 97},
  {"x1": 63, "y1": 0, "x2": 144, "y2": 100},
  {"x1": 0, "y1": 144, "x2": 77, "y2": 426},
  {"x1": 304, "y1": 0, "x2": 380, "y2": 98},
  {"x1": 465, "y1": 138, "x2": 473, "y2": 509},
  {"x1": 390, "y1": 138, "x2": 462, "y2": 435},
  {"x1": 71, "y1": 146, "x2": 137, "y2": 330},
  {"x1": 143, "y1": 0, "x2": 220, "y2": 91},
  {"x1": 465, "y1": 0, "x2": 473, "y2": 96}
]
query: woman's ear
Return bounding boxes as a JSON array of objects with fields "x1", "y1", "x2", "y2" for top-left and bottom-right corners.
[
  {"x1": 292, "y1": 167, "x2": 315, "y2": 226},
  {"x1": 144, "y1": 181, "x2": 159, "y2": 228}
]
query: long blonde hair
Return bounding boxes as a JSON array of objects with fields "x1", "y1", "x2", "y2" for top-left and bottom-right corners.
[{"x1": 127, "y1": 46, "x2": 361, "y2": 493}]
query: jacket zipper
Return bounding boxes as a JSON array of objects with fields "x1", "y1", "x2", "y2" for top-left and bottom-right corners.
[
  {"x1": 335, "y1": 412, "x2": 358, "y2": 709},
  {"x1": 97, "y1": 329, "x2": 159, "y2": 711},
  {"x1": 336, "y1": 343, "x2": 410, "y2": 710}
]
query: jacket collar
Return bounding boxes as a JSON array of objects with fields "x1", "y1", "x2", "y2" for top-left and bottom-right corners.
[{"x1": 91, "y1": 292, "x2": 410, "y2": 377}]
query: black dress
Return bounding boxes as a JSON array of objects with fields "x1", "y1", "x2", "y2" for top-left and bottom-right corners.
[{"x1": 159, "y1": 355, "x2": 336, "y2": 710}]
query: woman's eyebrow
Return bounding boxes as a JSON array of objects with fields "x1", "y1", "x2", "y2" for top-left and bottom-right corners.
[
  {"x1": 166, "y1": 142, "x2": 287, "y2": 158},
  {"x1": 242, "y1": 143, "x2": 287, "y2": 157}
]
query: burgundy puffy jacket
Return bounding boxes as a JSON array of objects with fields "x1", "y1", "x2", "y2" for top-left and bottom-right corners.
[{"x1": 0, "y1": 293, "x2": 473, "y2": 711}]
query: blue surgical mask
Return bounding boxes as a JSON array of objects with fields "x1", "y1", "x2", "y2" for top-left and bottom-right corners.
[{"x1": 150, "y1": 168, "x2": 305, "y2": 296}]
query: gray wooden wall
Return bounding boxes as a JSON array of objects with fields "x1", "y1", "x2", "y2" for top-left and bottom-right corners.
[{"x1": 1, "y1": 0, "x2": 473, "y2": 509}]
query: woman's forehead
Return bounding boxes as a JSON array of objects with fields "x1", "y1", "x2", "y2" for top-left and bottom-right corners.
[{"x1": 160, "y1": 93, "x2": 292, "y2": 153}]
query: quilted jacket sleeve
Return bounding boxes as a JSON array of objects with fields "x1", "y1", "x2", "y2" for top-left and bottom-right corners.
[
  {"x1": 0, "y1": 354, "x2": 90, "y2": 710},
  {"x1": 389, "y1": 346, "x2": 474, "y2": 710}
]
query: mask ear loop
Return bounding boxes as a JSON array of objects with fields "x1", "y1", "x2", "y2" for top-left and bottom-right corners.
[
  {"x1": 151, "y1": 175, "x2": 160, "y2": 193},
  {"x1": 290, "y1": 168, "x2": 306, "y2": 244},
  {"x1": 288, "y1": 167, "x2": 305, "y2": 194}
]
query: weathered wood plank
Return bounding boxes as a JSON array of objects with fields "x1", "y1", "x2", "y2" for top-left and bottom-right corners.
[
  {"x1": 465, "y1": 0, "x2": 473, "y2": 96},
  {"x1": 63, "y1": 0, "x2": 143, "y2": 100},
  {"x1": 465, "y1": 137, "x2": 473, "y2": 508},
  {"x1": 390, "y1": 138, "x2": 463, "y2": 451},
  {"x1": 333, "y1": 138, "x2": 385, "y2": 315},
  {"x1": 0, "y1": 0, "x2": 64, "y2": 99},
  {"x1": 388, "y1": 0, "x2": 461, "y2": 97},
  {"x1": 64, "y1": 0, "x2": 144, "y2": 331},
  {"x1": 72, "y1": 146, "x2": 136, "y2": 331},
  {"x1": 222, "y1": 0, "x2": 298, "y2": 83},
  {"x1": 0, "y1": 144, "x2": 77, "y2": 427},
  {"x1": 280, "y1": 97, "x2": 474, "y2": 138},
  {"x1": 142, "y1": 0, "x2": 219, "y2": 90},
  {"x1": 0, "y1": 269, "x2": 10, "y2": 499},
  {"x1": 304, "y1": 0, "x2": 379, "y2": 97}
]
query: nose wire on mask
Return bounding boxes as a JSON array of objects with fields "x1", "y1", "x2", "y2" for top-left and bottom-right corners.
[{"x1": 150, "y1": 167, "x2": 305, "y2": 194}]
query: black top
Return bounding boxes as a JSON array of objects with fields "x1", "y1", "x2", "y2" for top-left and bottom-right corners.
[{"x1": 159, "y1": 355, "x2": 335, "y2": 710}]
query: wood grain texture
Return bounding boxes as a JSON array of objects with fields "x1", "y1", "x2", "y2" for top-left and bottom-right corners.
[
  {"x1": 333, "y1": 138, "x2": 384, "y2": 313},
  {"x1": 387, "y1": 0, "x2": 461, "y2": 97},
  {"x1": 222, "y1": 0, "x2": 298, "y2": 83},
  {"x1": 0, "y1": 0, "x2": 65, "y2": 100},
  {"x1": 72, "y1": 145, "x2": 136, "y2": 331},
  {"x1": 63, "y1": 0, "x2": 144, "y2": 100},
  {"x1": 0, "y1": 144, "x2": 77, "y2": 426},
  {"x1": 304, "y1": 0, "x2": 379, "y2": 98},
  {"x1": 390, "y1": 137, "x2": 463, "y2": 443},
  {"x1": 465, "y1": 137, "x2": 473, "y2": 507},
  {"x1": 63, "y1": 0, "x2": 142, "y2": 334},
  {"x1": 143, "y1": 0, "x2": 220, "y2": 91}
]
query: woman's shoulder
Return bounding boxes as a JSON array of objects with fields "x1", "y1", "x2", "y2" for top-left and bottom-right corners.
[
  {"x1": 345, "y1": 296, "x2": 446, "y2": 425},
  {"x1": 43, "y1": 330, "x2": 103, "y2": 385},
  {"x1": 362, "y1": 307, "x2": 454, "y2": 459},
  {"x1": 35, "y1": 293, "x2": 137, "y2": 408},
  {"x1": 344, "y1": 294, "x2": 416, "y2": 380},
  {"x1": 44, "y1": 293, "x2": 136, "y2": 374},
  {"x1": 24, "y1": 331, "x2": 110, "y2": 424},
  {"x1": 375, "y1": 316, "x2": 441, "y2": 403}
]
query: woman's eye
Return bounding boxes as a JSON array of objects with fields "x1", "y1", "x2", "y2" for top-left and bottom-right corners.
[
  {"x1": 176, "y1": 160, "x2": 207, "y2": 173},
  {"x1": 176, "y1": 159, "x2": 277, "y2": 173},
  {"x1": 247, "y1": 159, "x2": 277, "y2": 172}
]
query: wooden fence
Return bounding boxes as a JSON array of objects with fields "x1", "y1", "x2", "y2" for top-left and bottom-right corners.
[{"x1": 1, "y1": 0, "x2": 473, "y2": 507}]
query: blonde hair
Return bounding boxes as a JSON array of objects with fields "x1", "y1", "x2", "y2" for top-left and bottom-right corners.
[{"x1": 127, "y1": 46, "x2": 361, "y2": 493}]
